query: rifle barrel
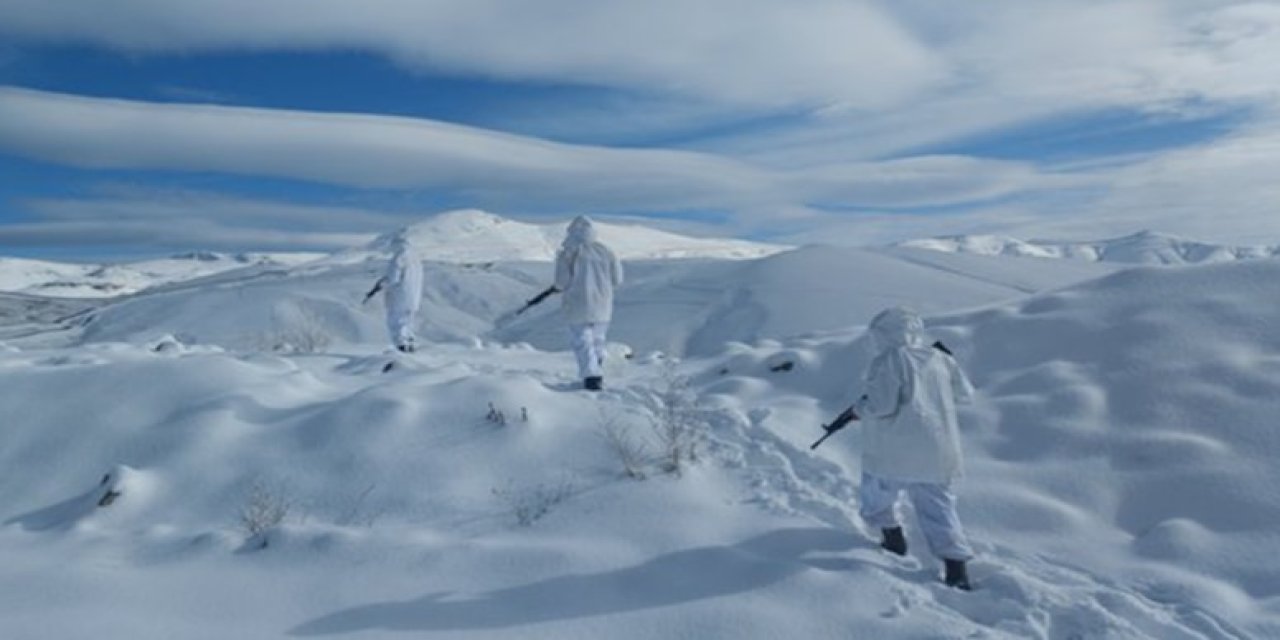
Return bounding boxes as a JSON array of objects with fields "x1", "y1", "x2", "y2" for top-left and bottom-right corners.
[{"x1": 810, "y1": 431, "x2": 835, "y2": 450}]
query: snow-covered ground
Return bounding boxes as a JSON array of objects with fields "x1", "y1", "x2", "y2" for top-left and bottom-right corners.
[
  {"x1": 898, "y1": 230, "x2": 1280, "y2": 265},
  {"x1": 1, "y1": 229, "x2": 1277, "y2": 639}
]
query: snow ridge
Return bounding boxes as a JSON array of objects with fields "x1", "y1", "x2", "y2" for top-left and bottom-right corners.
[
  {"x1": 897, "y1": 230, "x2": 1280, "y2": 265},
  {"x1": 0, "y1": 252, "x2": 323, "y2": 299},
  {"x1": 1, "y1": 210, "x2": 785, "y2": 299},
  {"x1": 332, "y1": 209, "x2": 788, "y2": 265}
]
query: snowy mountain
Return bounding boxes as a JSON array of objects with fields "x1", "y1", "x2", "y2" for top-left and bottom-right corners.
[
  {"x1": 0, "y1": 251, "x2": 324, "y2": 299},
  {"x1": 0, "y1": 250, "x2": 1275, "y2": 638},
  {"x1": 496, "y1": 245, "x2": 1120, "y2": 356},
  {"x1": 0, "y1": 211, "x2": 783, "y2": 300},
  {"x1": 54, "y1": 245, "x2": 1119, "y2": 357},
  {"x1": 325, "y1": 209, "x2": 788, "y2": 265},
  {"x1": 897, "y1": 229, "x2": 1280, "y2": 265},
  {"x1": 0, "y1": 291, "x2": 99, "y2": 342}
]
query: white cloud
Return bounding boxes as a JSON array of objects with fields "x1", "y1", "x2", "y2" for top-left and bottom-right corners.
[
  {"x1": 1, "y1": 189, "x2": 411, "y2": 252},
  {"x1": 22, "y1": 187, "x2": 409, "y2": 230},
  {"x1": 4, "y1": 2, "x2": 1276, "y2": 170},
  {"x1": 706, "y1": 1, "x2": 1280, "y2": 165},
  {"x1": 1037, "y1": 122, "x2": 1280, "y2": 244},
  {"x1": 773, "y1": 117, "x2": 1280, "y2": 247},
  {"x1": 4, "y1": 2, "x2": 1279, "y2": 253},
  {"x1": 0, "y1": 0, "x2": 944, "y2": 108},
  {"x1": 0, "y1": 219, "x2": 373, "y2": 252},
  {"x1": 7, "y1": 86, "x2": 1275, "y2": 250},
  {"x1": 785, "y1": 156, "x2": 1083, "y2": 209},
  {"x1": 2, "y1": 2, "x2": 1275, "y2": 158},
  {"x1": 0, "y1": 88, "x2": 1055, "y2": 217}
]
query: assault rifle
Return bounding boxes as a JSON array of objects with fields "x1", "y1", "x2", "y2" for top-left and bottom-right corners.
[
  {"x1": 809, "y1": 341, "x2": 954, "y2": 450},
  {"x1": 514, "y1": 286, "x2": 559, "y2": 315},
  {"x1": 810, "y1": 405, "x2": 859, "y2": 450},
  {"x1": 362, "y1": 278, "x2": 386, "y2": 305}
]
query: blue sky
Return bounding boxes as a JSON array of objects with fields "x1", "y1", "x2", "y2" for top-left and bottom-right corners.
[{"x1": 2, "y1": 1, "x2": 1279, "y2": 261}]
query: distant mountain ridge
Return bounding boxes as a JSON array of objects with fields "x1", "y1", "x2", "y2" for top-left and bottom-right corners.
[
  {"x1": 896, "y1": 230, "x2": 1280, "y2": 265},
  {"x1": 328, "y1": 209, "x2": 788, "y2": 265},
  {"x1": 0, "y1": 252, "x2": 322, "y2": 299},
  {"x1": 0, "y1": 210, "x2": 787, "y2": 299}
]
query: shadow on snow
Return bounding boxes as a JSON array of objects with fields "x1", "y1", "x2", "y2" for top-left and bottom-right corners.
[{"x1": 290, "y1": 527, "x2": 857, "y2": 635}]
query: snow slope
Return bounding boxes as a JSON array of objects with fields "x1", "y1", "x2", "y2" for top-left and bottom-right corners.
[
  {"x1": 500, "y1": 245, "x2": 1120, "y2": 356},
  {"x1": 0, "y1": 292, "x2": 99, "y2": 342},
  {"x1": 61, "y1": 245, "x2": 1118, "y2": 358},
  {"x1": 1, "y1": 256, "x2": 1277, "y2": 638},
  {"x1": 898, "y1": 230, "x2": 1280, "y2": 265}
]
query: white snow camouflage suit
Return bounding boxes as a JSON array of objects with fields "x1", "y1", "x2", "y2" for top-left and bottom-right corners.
[
  {"x1": 853, "y1": 306, "x2": 975, "y2": 561},
  {"x1": 554, "y1": 216, "x2": 623, "y2": 379},
  {"x1": 383, "y1": 237, "x2": 424, "y2": 351}
]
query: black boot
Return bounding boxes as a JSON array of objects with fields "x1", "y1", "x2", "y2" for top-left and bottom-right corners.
[
  {"x1": 584, "y1": 376, "x2": 603, "y2": 391},
  {"x1": 944, "y1": 559, "x2": 971, "y2": 591},
  {"x1": 880, "y1": 527, "x2": 907, "y2": 556}
]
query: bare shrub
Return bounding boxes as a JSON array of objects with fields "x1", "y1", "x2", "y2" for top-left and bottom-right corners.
[
  {"x1": 492, "y1": 477, "x2": 575, "y2": 527},
  {"x1": 486, "y1": 402, "x2": 507, "y2": 426},
  {"x1": 647, "y1": 360, "x2": 704, "y2": 477},
  {"x1": 239, "y1": 482, "x2": 292, "y2": 548},
  {"x1": 597, "y1": 410, "x2": 649, "y2": 480},
  {"x1": 247, "y1": 306, "x2": 333, "y2": 354}
]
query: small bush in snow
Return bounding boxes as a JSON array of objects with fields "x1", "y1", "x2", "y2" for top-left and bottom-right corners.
[
  {"x1": 648, "y1": 360, "x2": 704, "y2": 477},
  {"x1": 597, "y1": 410, "x2": 649, "y2": 480},
  {"x1": 485, "y1": 403, "x2": 530, "y2": 426},
  {"x1": 249, "y1": 307, "x2": 333, "y2": 354},
  {"x1": 239, "y1": 482, "x2": 292, "y2": 548},
  {"x1": 492, "y1": 478, "x2": 575, "y2": 527},
  {"x1": 486, "y1": 402, "x2": 507, "y2": 426},
  {"x1": 274, "y1": 318, "x2": 332, "y2": 354}
]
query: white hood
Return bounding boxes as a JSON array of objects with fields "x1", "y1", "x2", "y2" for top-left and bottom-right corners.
[
  {"x1": 868, "y1": 306, "x2": 927, "y2": 352},
  {"x1": 563, "y1": 216, "x2": 598, "y2": 249},
  {"x1": 855, "y1": 306, "x2": 973, "y2": 484},
  {"x1": 554, "y1": 215, "x2": 623, "y2": 325}
]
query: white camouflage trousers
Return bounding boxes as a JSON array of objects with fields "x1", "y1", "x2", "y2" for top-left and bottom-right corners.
[
  {"x1": 859, "y1": 472, "x2": 974, "y2": 561},
  {"x1": 569, "y1": 322, "x2": 609, "y2": 378},
  {"x1": 385, "y1": 296, "x2": 418, "y2": 350}
]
